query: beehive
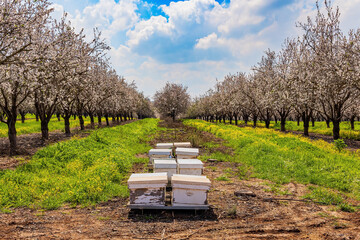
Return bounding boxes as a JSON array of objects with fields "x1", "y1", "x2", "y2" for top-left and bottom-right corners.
[
  {"x1": 154, "y1": 159, "x2": 177, "y2": 181},
  {"x1": 175, "y1": 147, "x2": 199, "y2": 159},
  {"x1": 155, "y1": 143, "x2": 174, "y2": 149},
  {"x1": 148, "y1": 148, "x2": 173, "y2": 164},
  {"x1": 128, "y1": 173, "x2": 168, "y2": 206},
  {"x1": 177, "y1": 159, "x2": 203, "y2": 175},
  {"x1": 174, "y1": 142, "x2": 192, "y2": 148},
  {"x1": 171, "y1": 174, "x2": 211, "y2": 206}
]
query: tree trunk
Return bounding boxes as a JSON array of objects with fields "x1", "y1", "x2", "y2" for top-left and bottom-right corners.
[
  {"x1": 73, "y1": 115, "x2": 76, "y2": 120},
  {"x1": 229, "y1": 115, "x2": 232, "y2": 124},
  {"x1": 280, "y1": 116, "x2": 286, "y2": 132},
  {"x1": 223, "y1": 115, "x2": 226, "y2": 123},
  {"x1": 35, "y1": 114, "x2": 39, "y2": 122},
  {"x1": 63, "y1": 116, "x2": 71, "y2": 136},
  {"x1": 131, "y1": 112, "x2": 133, "y2": 120},
  {"x1": 350, "y1": 116, "x2": 355, "y2": 130},
  {"x1": 98, "y1": 115, "x2": 102, "y2": 126},
  {"x1": 265, "y1": 110, "x2": 271, "y2": 128},
  {"x1": 302, "y1": 112, "x2": 311, "y2": 136},
  {"x1": 274, "y1": 116, "x2": 277, "y2": 124},
  {"x1": 8, "y1": 117, "x2": 17, "y2": 155},
  {"x1": 112, "y1": 116, "x2": 116, "y2": 122},
  {"x1": 57, "y1": 113, "x2": 61, "y2": 121},
  {"x1": 311, "y1": 117, "x2": 315, "y2": 127},
  {"x1": 234, "y1": 115, "x2": 238, "y2": 125},
  {"x1": 20, "y1": 113, "x2": 26, "y2": 123},
  {"x1": 105, "y1": 114, "x2": 109, "y2": 126},
  {"x1": 41, "y1": 119, "x2": 49, "y2": 140},
  {"x1": 326, "y1": 118, "x2": 330, "y2": 128},
  {"x1": 297, "y1": 116, "x2": 300, "y2": 126},
  {"x1": 79, "y1": 115, "x2": 85, "y2": 130},
  {"x1": 89, "y1": 114, "x2": 95, "y2": 128},
  {"x1": 253, "y1": 115, "x2": 257, "y2": 127},
  {"x1": 333, "y1": 120, "x2": 340, "y2": 140},
  {"x1": 244, "y1": 115, "x2": 248, "y2": 125}
]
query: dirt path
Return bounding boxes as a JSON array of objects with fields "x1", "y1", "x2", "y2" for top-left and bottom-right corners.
[
  {"x1": 0, "y1": 120, "x2": 359, "y2": 239},
  {"x1": 0, "y1": 120, "x2": 136, "y2": 170}
]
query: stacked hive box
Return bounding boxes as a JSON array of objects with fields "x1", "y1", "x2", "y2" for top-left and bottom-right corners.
[
  {"x1": 155, "y1": 143, "x2": 174, "y2": 149},
  {"x1": 171, "y1": 174, "x2": 211, "y2": 206},
  {"x1": 128, "y1": 173, "x2": 168, "y2": 206},
  {"x1": 148, "y1": 148, "x2": 173, "y2": 165},
  {"x1": 128, "y1": 142, "x2": 210, "y2": 209},
  {"x1": 153, "y1": 159, "x2": 177, "y2": 182},
  {"x1": 175, "y1": 147, "x2": 199, "y2": 159},
  {"x1": 177, "y1": 159, "x2": 203, "y2": 175},
  {"x1": 174, "y1": 142, "x2": 191, "y2": 148}
]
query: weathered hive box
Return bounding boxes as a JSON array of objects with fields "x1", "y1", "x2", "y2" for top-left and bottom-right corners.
[
  {"x1": 174, "y1": 142, "x2": 192, "y2": 148},
  {"x1": 175, "y1": 147, "x2": 199, "y2": 159},
  {"x1": 128, "y1": 173, "x2": 168, "y2": 206},
  {"x1": 155, "y1": 143, "x2": 174, "y2": 149},
  {"x1": 177, "y1": 159, "x2": 203, "y2": 175},
  {"x1": 148, "y1": 148, "x2": 173, "y2": 164},
  {"x1": 154, "y1": 159, "x2": 177, "y2": 181},
  {"x1": 171, "y1": 174, "x2": 211, "y2": 206}
]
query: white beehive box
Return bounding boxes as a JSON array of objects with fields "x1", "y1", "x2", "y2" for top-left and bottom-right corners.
[
  {"x1": 156, "y1": 143, "x2": 174, "y2": 149},
  {"x1": 149, "y1": 148, "x2": 173, "y2": 164},
  {"x1": 154, "y1": 159, "x2": 177, "y2": 181},
  {"x1": 175, "y1": 147, "x2": 199, "y2": 159},
  {"x1": 174, "y1": 142, "x2": 192, "y2": 148},
  {"x1": 171, "y1": 174, "x2": 211, "y2": 206},
  {"x1": 177, "y1": 159, "x2": 203, "y2": 175},
  {"x1": 128, "y1": 173, "x2": 168, "y2": 206}
]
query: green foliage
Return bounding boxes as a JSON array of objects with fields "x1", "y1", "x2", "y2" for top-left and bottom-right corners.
[
  {"x1": 0, "y1": 119, "x2": 159, "y2": 210},
  {"x1": 215, "y1": 175, "x2": 230, "y2": 181},
  {"x1": 333, "y1": 139, "x2": 347, "y2": 152},
  {"x1": 184, "y1": 120, "x2": 360, "y2": 205}
]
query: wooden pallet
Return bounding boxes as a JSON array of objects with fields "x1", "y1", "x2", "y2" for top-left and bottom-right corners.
[{"x1": 127, "y1": 202, "x2": 210, "y2": 210}]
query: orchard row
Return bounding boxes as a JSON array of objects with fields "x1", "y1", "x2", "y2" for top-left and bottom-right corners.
[
  {"x1": 0, "y1": 0, "x2": 154, "y2": 154},
  {"x1": 188, "y1": 2, "x2": 360, "y2": 140}
]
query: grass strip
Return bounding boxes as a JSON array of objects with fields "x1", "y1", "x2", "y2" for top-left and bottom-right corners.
[
  {"x1": 183, "y1": 120, "x2": 360, "y2": 206},
  {"x1": 0, "y1": 119, "x2": 158, "y2": 210}
]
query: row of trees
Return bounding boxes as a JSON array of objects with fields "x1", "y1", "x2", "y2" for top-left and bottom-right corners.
[
  {"x1": 188, "y1": 1, "x2": 360, "y2": 140},
  {"x1": 0, "y1": 0, "x2": 154, "y2": 154}
]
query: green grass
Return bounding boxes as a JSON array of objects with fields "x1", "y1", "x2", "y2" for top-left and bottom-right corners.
[
  {"x1": 0, "y1": 116, "x2": 108, "y2": 138},
  {"x1": 0, "y1": 119, "x2": 158, "y2": 210},
  {"x1": 224, "y1": 120, "x2": 360, "y2": 140},
  {"x1": 184, "y1": 120, "x2": 360, "y2": 208}
]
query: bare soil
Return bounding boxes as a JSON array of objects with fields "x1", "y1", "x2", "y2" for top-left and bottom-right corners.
[
  {"x1": 0, "y1": 120, "x2": 359, "y2": 239},
  {"x1": 0, "y1": 120, "x2": 136, "y2": 170}
]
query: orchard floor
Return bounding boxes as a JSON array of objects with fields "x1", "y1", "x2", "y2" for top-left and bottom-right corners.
[
  {"x1": 0, "y1": 120, "x2": 359, "y2": 239},
  {"x1": 0, "y1": 120, "x2": 136, "y2": 170}
]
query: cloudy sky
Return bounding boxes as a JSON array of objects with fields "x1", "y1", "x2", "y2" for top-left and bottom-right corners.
[{"x1": 51, "y1": 0, "x2": 360, "y2": 98}]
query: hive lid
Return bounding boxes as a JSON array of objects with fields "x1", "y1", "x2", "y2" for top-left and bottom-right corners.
[
  {"x1": 171, "y1": 174, "x2": 211, "y2": 186},
  {"x1": 149, "y1": 148, "x2": 172, "y2": 156},
  {"x1": 175, "y1": 148, "x2": 199, "y2": 155},
  {"x1": 154, "y1": 159, "x2": 177, "y2": 169},
  {"x1": 128, "y1": 172, "x2": 168, "y2": 185},
  {"x1": 177, "y1": 159, "x2": 203, "y2": 168},
  {"x1": 156, "y1": 143, "x2": 174, "y2": 148},
  {"x1": 174, "y1": 142, "x2": 192, "y2": 147}
]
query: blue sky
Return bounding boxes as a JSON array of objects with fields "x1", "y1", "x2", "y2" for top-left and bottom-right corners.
[{"x1": 51, "y1": 0, "x2": 360, "y2": 98}]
